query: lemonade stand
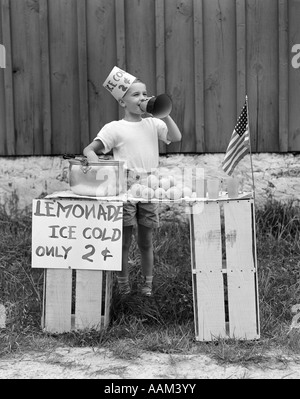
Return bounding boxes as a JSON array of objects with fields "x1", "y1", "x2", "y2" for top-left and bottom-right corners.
[{"x1": 31, "y1": 158, "x2": 259, "y2": 341}]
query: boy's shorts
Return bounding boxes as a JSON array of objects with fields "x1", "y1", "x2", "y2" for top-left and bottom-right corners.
[{"x1": 123, "y1": 201, "x2": 159, "y2": 228}]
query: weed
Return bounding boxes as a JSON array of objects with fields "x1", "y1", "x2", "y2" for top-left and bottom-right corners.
[{"x1": 0, "y1": 199, "x2": 300, "y2": 364}]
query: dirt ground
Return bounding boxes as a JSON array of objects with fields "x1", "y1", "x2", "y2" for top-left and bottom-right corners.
[{"x1": 1, "y1": 346, "x2": 300, "y2": 379}]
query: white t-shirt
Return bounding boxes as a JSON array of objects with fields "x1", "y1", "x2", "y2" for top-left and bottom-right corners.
[{"x1": 94, "y1": 118, "x2": 170, "y2": 172}]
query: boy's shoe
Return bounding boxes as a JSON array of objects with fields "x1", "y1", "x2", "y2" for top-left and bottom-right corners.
[
  {"x1": 117, "y1": 276, "x2": 131, "y2": 296},
  {"x1": 118, "y1": 282, "x2": 131, "y2": 296},
  {"x1": 140, "y1": 276, "x2": 153, "y2": 297},
  {"x1": 141, "y1": 283, "x2": 152, "y2": 297}
]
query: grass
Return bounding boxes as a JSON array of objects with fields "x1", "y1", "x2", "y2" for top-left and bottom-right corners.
[{"x1": 0, "y1": 198, "x2": 300, "y2": 365}]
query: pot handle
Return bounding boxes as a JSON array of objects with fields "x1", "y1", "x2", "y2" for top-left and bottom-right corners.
[
  {"x1": 63, "y1": 153, "x2": 77, "y2": 160},
  {"x1": 63, "y1": 154, "x2": 89, "y2": 166}
]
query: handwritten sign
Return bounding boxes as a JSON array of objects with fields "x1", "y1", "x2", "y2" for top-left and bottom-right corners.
[
  {"x1": 31, "y1": 199, "x2": 123, "y2": 271},
  {"x1": 102, "y1": 66, "x2": 136, "y2": 100}
]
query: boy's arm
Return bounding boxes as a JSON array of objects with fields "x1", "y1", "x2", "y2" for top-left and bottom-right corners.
[
  {"x1": 162, "y1": 115, "x2": 182, "y2": 142},
  {"x1": 83, "y1": 140, "x2": 105, "y2": 163}
]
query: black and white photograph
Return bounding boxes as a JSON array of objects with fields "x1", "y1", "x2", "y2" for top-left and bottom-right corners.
[{"x1": 0, "y1": 0, "x2": 300, "y2": 381}]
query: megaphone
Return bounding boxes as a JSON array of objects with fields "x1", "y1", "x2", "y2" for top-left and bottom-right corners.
[{"x1": 139, "y1": 94, "x2": 172, "y2": 118}]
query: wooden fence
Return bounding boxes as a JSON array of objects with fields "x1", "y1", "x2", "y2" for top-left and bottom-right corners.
[{"x1": 0, "y1": 0, "x2": 299, "y2": 156}]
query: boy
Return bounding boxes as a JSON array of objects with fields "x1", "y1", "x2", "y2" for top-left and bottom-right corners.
[{"x1": 83, "y1": 67, "x2": 181, "y2": 296}]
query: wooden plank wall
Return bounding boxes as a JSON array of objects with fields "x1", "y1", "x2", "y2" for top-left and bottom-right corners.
[
  {"x1": 288, "y1": 0, "x2": 300, "y2": 151},
  {"x1": 0, "y1": 0, "x2": 299, "y2": 156}
]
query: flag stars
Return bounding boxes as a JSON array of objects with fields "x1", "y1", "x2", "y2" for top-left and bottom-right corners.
[{"x1": 236, "y1": 105, "x2": 248, "y2": 137}]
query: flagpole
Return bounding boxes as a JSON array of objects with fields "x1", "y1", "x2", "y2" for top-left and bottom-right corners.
[{"x1": 246, "y1": 95, "x2": 256, "y2": 201}]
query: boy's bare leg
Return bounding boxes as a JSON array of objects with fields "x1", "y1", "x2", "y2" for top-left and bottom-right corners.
[
  {"x1": 117, "y1": 225, "x2": 133, "y2": 294},
  {"x1": 137, "y1": 224, "x2": 154, "y2": 296},
  {"x1": 137, "y1": 224, "x2": 154, "y2": 276},
  {"x1": 119, "y1": 225, "x2": 133, "y2": 277}
]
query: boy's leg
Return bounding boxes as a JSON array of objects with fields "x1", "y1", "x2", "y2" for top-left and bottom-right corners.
[
  {"x1": 120, "y1": 225, "x2": 133, "y2": 277},
  {"x1": 117, "y1": 225, "x2": 133, "y2": 294},
  {"x1": 137, "y1": 224, "x2": 154, "y2": 276},
  {"x1": 137, "y1": 224, "x2": 154, "y2": 296}
]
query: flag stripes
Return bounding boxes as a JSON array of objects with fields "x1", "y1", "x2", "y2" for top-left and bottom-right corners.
[{"x1": 222, "y1": 100, "x2": 250, "y2": 176}]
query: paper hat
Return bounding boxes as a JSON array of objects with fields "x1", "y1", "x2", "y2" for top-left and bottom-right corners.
[{"x1": 103, "y1": 66, "x2": 137, "y2": 100}]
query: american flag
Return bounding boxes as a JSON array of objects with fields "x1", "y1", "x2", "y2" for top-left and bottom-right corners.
[{"x1": 222, "y1": 100, "x2": 250, "y2": 176}]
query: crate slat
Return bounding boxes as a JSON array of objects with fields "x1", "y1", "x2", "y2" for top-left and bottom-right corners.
[
  {"x1": 194, "y1": 271, "x2": 227, "y2": 340},
  {"x1": 104, "y1": 271, "x2": 113, "y2": 327},
  {"x1": 0, "y1": 304, "x2": 6, "y2": 329},
  {"x1": 43, "y1": 269, "x2": 72, "y2": 333},
  {"x1": 191, "y1": 202, "x2": 226, "y2": 340},
  {"x1": 223, "y1": 200, "x2": 259, "y2": 339},
  {"x1": 192, "y1": 202, "x2": 223, "y2": 271},
  {"x1": 226, "y1": 270, "x2": 258, "y2": 339},
  {"x1": 75, "y1": 270, "x2": 103, "y2": 330},
  {"x1": 223, "y1": 200, "x2": 255, "y2": 271}
]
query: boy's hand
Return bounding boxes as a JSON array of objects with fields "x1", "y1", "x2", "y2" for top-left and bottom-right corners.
[
  {"x1": 86, "y1": 151, "x2": 99, "y2": 163},
  {"x1": 83, "y1": 140, "x2": 105, "y2": 162},
  {"x1": 162, "y1": 115, "x2": 182, "y2": 142}
]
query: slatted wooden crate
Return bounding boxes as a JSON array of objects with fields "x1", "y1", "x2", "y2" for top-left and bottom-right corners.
[
  {"x1": 189, "y1": 198, "x2": 260, "y2": 341},
  {"x1": 41, "y1": 269, "x2": 113, "y2": 333}
]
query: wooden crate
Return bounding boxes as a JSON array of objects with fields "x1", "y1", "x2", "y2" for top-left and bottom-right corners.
[
  {"x1": 41, "y1": 269, "x2": 113, "y2": 333},
  {"x1": 190, "y1": 199, "x2": 260, "y2": 341}
]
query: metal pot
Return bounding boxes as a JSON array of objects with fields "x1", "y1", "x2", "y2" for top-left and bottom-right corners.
[{"x1": 64, "y1": 155, "x2": 126, "y2": 197}]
